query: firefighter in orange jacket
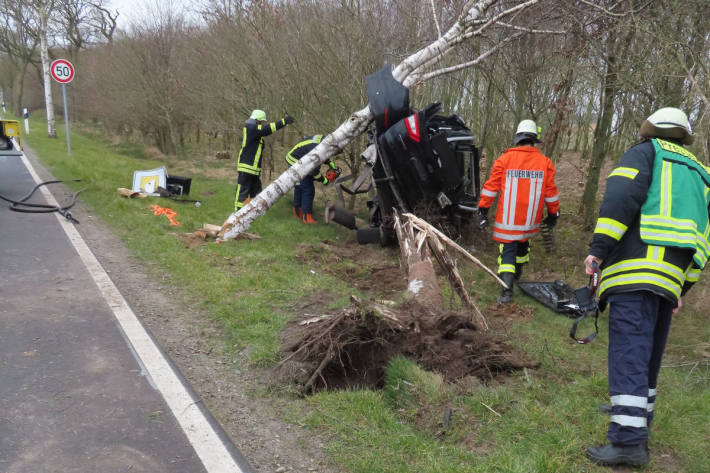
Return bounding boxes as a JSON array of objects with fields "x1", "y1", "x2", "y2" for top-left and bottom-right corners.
[{"x1": 477, "y1": 119, "x2": 560, "y2": 303}]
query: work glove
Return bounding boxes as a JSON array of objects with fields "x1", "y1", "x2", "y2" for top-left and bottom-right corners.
[
  {"x1": 283, "y1": 115, "x2": 294, "y2": 125},
  {"x1": 477, "y1": 207, "x2": 489, "y2": 230},
  {"x1": 542, "y1": 211, "x2": 559, "y2": 229},
  {"x1": 321, "y1": 176, "x2": 329, "y2": 185}
]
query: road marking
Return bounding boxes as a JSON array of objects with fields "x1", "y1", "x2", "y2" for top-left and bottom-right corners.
[{"x1": 19, "y1": 152, "x2": 248, "y2": 473}]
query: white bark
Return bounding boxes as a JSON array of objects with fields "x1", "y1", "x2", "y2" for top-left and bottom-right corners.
[
  {"x1": 220, "y1": 0, "x2": 541, "y2": 240},
  {"x1": 38, "y1": 1, "x2": 56, "y2": 138}
]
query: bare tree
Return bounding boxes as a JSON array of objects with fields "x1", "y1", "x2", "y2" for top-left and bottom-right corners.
[
  {"x1": 0, "y1": 0, "x2": 40, "y2": 114},
  {"x1": 220, "y1": 0, "x2": 566, "y2": 240}
]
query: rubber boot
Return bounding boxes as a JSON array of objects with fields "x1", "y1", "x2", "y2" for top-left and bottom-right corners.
[
  {"x1": 293, "y1": 207, "x2": 303, "y2": 219},
  {"x1": 302, "y1": 213, "x2": 317, "y2": 224},
  {"x1": 497, "y1": 273, "x2": 515, "y2": 304},
  {"x1": 586, "y1": 443, "x2": 649, "y2": 467}
]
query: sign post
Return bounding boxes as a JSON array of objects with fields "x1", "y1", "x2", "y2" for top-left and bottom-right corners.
[
  {"x1": 23, "y1": 108, "x2": 29, "y2": 134},
  {"x1": 50, "y1": 59, "x2": 75, "y2": 156}
]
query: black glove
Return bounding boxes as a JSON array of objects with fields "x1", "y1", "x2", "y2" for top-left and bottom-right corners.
[
  {"x1": 477, "y1": 207, "x2": 489, "y2": 230},
  {"x1": 283, "y1": 115, "x2": 294, "y2": 125},
  {"x1": 542, "y1": 211, "x2": 559, "y2": 229}
]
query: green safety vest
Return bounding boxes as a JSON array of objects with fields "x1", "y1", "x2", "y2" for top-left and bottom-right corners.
[{"x1": 640, "y1": 139, "x2": 710, "y2": 267}]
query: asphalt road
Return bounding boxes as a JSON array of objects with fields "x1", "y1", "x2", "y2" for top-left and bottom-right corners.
[{"x1": 0, "y1": 151, "x2": 250, "y2": 472}]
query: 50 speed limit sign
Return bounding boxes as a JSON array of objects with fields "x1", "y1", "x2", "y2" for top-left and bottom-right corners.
[{"x1": 50, "y1": 59, "x2": 75, "y2": 84}]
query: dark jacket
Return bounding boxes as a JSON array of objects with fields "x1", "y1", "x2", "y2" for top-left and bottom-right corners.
[
  {"x1": 590, "y1": 139, "x2": 709, "y2": 308},
  {"x1": 237, "y1": 118, "x2": 289, "y2": 175},
  {"x1": 285, "y1": 135, "x2": 334, "y2": 182}
]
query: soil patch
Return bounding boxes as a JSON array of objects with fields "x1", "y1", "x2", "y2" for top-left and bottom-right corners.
[
  {"x1": 275, "y1": 297, "x2": 539, "y2": 393},
  {"x1": 296, "y1": 240, "x2": 406, "y2": 297}
]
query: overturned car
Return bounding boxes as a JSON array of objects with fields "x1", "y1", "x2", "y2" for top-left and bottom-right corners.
[{"x1": 325, "y1": 66, "x2": 481, "y2": 245}]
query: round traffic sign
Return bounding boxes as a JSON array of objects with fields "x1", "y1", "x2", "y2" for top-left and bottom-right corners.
[{"x1": 50, "y1": 59, "x2": 75, "y2": 84}]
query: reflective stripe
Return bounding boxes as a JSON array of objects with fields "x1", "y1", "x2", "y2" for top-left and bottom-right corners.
[
  {"x1": 647, "y1": 402, "x2": 655, "y2": 412},
  {"x1": 608, "y1": 166, "x2": 639, "y2": 179},
  {"x1": 270, "y1": 122, "x2": 277, "y2": 133},
  {"x1": 686, "y1": 267, "x2": 701, "y2": 282},
  {"x1": 503, "y1": 174, "x2": 513, "y2": 225},
  {"x1": 642, "y1": 215, "x2": 700, "y2": 231},
  {"x1": 233, "y1": 183, "x2": 243, "y2": 211},
  {"x1": 611, "y1": 415, "x2": 647, "y2": 428},
  {"x1": 611, "y1": 394, "x2": 647, "y2": 409},
  {"x1": 603, "y1": 258, "x2": 684, "y2": 282},
  {"x1": 648, "y1": 246, "x2": 665, "y2": 261},
  {"x1": 594, "y1": 217, "x2": 628, "y2": 241},
  {"x1": 648, "y1": 388, "x2": 657, "y2": 397},
  {"x1": 529, "y1": 178, "x2": 543, "y2": 228},
  {"x1": 498, "y1": 264, "x2": 516, "y2": 274},
  {"x1": 544, "y1": 194, "x2": 559, "y2": 203},
  {"x1": 516, "y1": 254, "x2": 530, "y2": 264},
  {"x1": 661, "y1": 160, "x2": 672, "y2": 216},
  {"x1": 494, "y1": 222, "x2": 540, "y2": 231},
  {"x1": 641, "y1": 227, "x2": 702, "y2": 245},
  {"x1": 525, "y1": 177, "x2": 536, "y2": 227},
  {"x1": 493, "y1": 231, "x2": 536, "y2": 241},
  {"x1": 481, "y1": 188, "x2": 497, "y2": 198},
  {"x1": 600, "y1": 273, "x2": 682, "y2": 299}
]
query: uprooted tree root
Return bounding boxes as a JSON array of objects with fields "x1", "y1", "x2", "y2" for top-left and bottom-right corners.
[{"x1": 274, "y1": 296, "x2": 539, "y2": 393}]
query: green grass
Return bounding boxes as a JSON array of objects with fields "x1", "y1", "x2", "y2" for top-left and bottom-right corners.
[{"x1": 24, "y1": 115, "x2": 710, "y2": 473}]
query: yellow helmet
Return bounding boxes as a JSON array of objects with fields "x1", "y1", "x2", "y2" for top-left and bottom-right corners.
[{"x1": 249, "y1": 109, "x2": 266, "y2": 121}]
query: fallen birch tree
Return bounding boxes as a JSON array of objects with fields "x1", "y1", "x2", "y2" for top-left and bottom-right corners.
[{"x1": 220, "y1": 0, "x2": 562, "y2": 240}]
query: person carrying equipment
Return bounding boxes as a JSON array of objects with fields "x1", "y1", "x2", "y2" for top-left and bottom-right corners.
[
  {"x1": 233, "y1": 109, "x2": 294, "y2": 211},
  {"x1": 285, "y1": 134, "x2": 338, "y2": 224},
  {"x1": 477, "y1": 119, "x2": 560, "y2": 303},
  {"x1": 583, "y1": 107, "x2": 708, "y2": 467}
]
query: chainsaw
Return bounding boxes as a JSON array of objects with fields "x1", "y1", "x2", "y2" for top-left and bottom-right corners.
[{"x1": 325, "y1": 166, "x2": 342, "y2": 184}]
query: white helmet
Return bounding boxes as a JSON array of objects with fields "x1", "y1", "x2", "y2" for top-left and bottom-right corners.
[
  {"x1": 640, "y1": 107, "x2": 693, "y2": 145},
  {"x1": 514, "y1": 119, "x2": 541, "y2": 145},
  {"x1": 249, "y1": 109, "x2": 267, "y2": 121}
]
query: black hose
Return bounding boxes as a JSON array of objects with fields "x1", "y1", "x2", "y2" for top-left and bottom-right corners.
[{"x1": 0, "y1": 179, "x2": 89, "y2": 224}]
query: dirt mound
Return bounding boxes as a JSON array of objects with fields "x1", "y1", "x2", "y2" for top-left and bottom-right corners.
[{"x1": 274, "y1": 296, "x2": 538, "y2": 393}]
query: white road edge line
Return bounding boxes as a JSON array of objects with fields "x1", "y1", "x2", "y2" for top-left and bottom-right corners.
[{"x1": 20, "y1": 152, "x2": 245, "y2": 473}]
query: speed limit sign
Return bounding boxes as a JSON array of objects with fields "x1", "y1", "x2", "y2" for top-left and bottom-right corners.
[{"x1": 50, "y1": 59, "x2": 75, "y2": 84}]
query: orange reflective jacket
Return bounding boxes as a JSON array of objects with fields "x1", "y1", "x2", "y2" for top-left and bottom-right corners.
[{"x1": 479, "y1": 146, "x2": 559, "y2": 243}]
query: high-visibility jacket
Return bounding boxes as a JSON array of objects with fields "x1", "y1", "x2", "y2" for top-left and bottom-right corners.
[
  {"x1": 590, "y1": 139, "x2": 710, "y2": 307},
  {"x1": 285, "y1": 135, "x2": 335, "y2": 183},
  {"x1": 237, "y1": 117, "x2": 289, "y2": 175},
  {"x1": 478, "y1": 146, "x2": 559, "y2": 243}
]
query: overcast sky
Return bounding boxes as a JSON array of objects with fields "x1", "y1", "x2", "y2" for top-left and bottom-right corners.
[{"x1": 107, "y1": 0, "x2": 203, "y2": 29}]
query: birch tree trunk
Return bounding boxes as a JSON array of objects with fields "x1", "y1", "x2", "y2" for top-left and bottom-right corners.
[
  {"x1": 38, "y1": 1, "x2": 56, "y2": 138},
  {"x1": 221, "y1": 0, "x2": 541, "y2": 240}
]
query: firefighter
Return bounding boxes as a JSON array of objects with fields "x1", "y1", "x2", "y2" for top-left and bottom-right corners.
[
  {"x1": 285, "y1": 134, "x2": 338, "y2": 224},
  {"x1": 584, "y1": 107, "x2": 707, "y2": 467},
  {"x1": 477, "y1": 119, "x2": 560, "y2": 303},
  {"x1": 233, "y1": 109, "x2": 294, "y2": 211}
]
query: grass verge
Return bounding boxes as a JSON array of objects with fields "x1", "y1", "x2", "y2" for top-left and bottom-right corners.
[{"x1": 24, "y1": 117, "x2": 710, "y2": 473}]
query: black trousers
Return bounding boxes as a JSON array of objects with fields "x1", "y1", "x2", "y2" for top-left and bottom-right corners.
[
  {"x1": 233, "y1": 172, "x2": 262, "y2": 211},
  {"x1": 497, "y1": 241, "x2": 530, "y2": 276}
]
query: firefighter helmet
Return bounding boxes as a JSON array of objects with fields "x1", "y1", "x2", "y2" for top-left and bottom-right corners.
[
  {"x1": 640, "y1": 107, "x2": 693, "y2": 145},
  {"x1": 249, "y1": 109, "x2": 267, "y2": 121},
  {"x1": 514, "y1": 119, "x2": 541, "y2": 145}
]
